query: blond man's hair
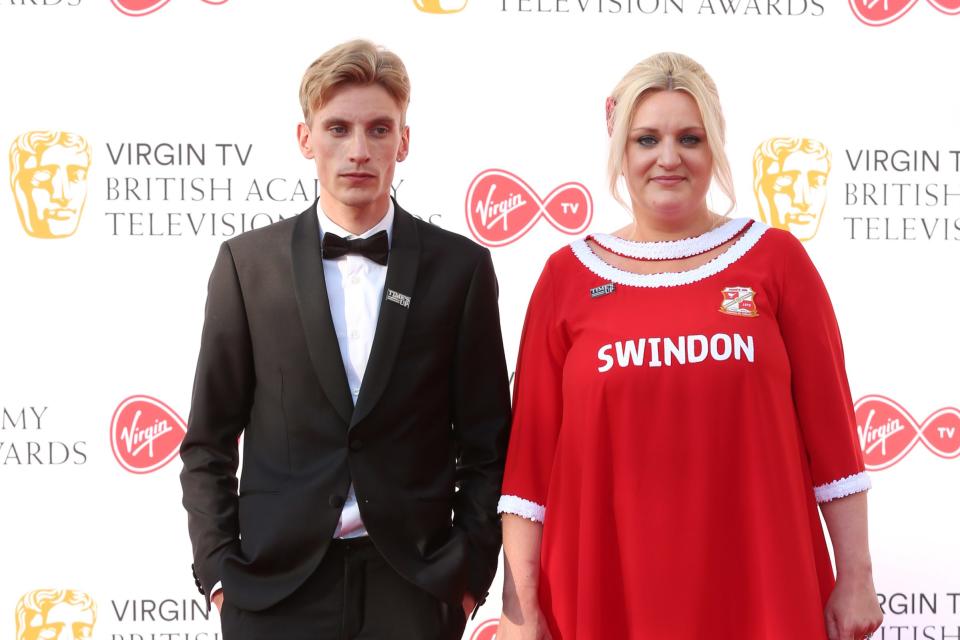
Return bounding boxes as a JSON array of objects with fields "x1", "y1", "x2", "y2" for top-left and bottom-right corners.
[
  {"x1": 299, "y1": 40, "x2": 410, "y2": 125},
  {"x1": 607, "y1": 52, "x2": 735, "y2": 214}
]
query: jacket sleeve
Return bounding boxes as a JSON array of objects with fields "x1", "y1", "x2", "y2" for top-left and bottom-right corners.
[
  {"x1": 179, "y1": 241, "x2": 255, "y2": 606},
  {"x1": 450, "y1": 248, "x2": 512, "y2": 604}
]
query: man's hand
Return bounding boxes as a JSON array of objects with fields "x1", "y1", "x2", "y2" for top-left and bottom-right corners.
[
  {"x1": 212, "y1": 591, "x2": 224, "y2": 613},
  {"x1": 462, "y1": 592, "x2": 477, "y2": 620}
]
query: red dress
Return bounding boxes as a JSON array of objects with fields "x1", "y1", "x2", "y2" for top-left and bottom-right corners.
[{"x1": 498, "y1": 219, "x2": 870, "y2": 639}]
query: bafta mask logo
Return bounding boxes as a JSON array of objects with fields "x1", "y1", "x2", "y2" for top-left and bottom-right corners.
[
  {"x1": 414, "y1": 0, "x2": 468, "y2": 13},
  {"x1": 9, "y1": 131, "x2": 91, "y2": 239},
  {"x1": 15, "y1": 589, "x2": 96, "y2": 640},
  {"x1": 752, "y1": 138, "x2": 831, "y2": 242}
]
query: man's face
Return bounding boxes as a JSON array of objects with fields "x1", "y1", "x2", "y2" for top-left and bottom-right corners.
[
  {"x1": 297, "y1": 84, "x2": 409, "y2": 218},
  {"x1": 22, "y1": 602, "x2": 94, "y2": 640},
  {"x1": 14, "y1": 144, "x2": 90, "y2": 239},
  {"x1": 759, "y1": 150, "x2": 829, "y2": 241}
]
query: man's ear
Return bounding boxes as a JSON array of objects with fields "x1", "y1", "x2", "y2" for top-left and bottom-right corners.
[
  {"x1": 296, "y1": 122, "x2": 314, "y2": 159},
  {"x1": 397, "y1": 125, "x2": 410, "y2": 162}
]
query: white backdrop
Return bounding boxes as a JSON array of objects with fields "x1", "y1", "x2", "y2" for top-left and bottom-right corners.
[{"x1": 1, "y1": 1, "x2": 958, "y2": 638}]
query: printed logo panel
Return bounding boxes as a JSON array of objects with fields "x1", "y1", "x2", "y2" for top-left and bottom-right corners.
[
  {"x1": 465, "y1": 169, "x2": 592, "y2": 247},
  {"x1": 15, "y1": 589, "x2": 97, "y2": 640},
  {"x1": 855, "y1": 395, "x2": 960, "y2": 470},
  {"x1": 470, "y1": 619, "x2": 499, "y2": 640},
  {"x1": 112, "y1": 0, "x2": 229, "y2": 17},
  {"x1": 414, "y1": 0, "x2": 468, "y2": 13},
  {"x1": 752, "y1": 138, "x2": 831, "y2": 242},
  {"x1": 9, "y1": 131, "x2": 91, "y2": 239},
  {"x1": 110, "y1": 395, "x2": 187, "y2": 474},
  {"x1": 849, "y1": 0, "x2": 960, "y2": 25},
  {"x1": 930, "y1": 0, "x2": 960, "y2": 13}
]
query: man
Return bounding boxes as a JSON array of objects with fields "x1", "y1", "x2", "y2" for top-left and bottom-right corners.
[
  {"x1": 753, "y1": 137, "x2": 832, "y2": 241},
  {"x1": 9, "y1": 131, "x2": 91, "y2": 239},
  {"x1": 15, "y1": 588, "x2": 97, "y2": 640},
  {"x1": 179, "y1": 40, "x2": 511, "y2": 640}
]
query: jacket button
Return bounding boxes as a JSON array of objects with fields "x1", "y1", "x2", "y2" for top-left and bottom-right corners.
[
  {"x1": 328, "y1": 495, "x2": 345, "y2": 508},
  {"x1": 349, "y1": 439, "x2": 363, "y2": 452}
]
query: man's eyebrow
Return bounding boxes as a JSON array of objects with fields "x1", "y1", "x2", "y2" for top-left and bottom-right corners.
[{"x1": 319, "y1": 116, "x2": 398, "y2": 127}]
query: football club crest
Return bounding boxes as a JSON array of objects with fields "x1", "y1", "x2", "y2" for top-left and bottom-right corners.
[{"x1": 719, "y1": 287, "x2": 759, "y2": 317}]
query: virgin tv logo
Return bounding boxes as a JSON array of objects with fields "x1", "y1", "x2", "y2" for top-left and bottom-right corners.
[
  {"x1": 110, "y1": 395, "x2": 186, "y2": 474},
  {"x1": 470, "y1": 619, "x2": 499, "y2": 640},
  {"x1": 849, "y1": 0, "x2": 960, "y2": 26},
  {"x1": 466, "y1": 169, "x2": 592, "y2": 247},
  {"x1": 855, "y1": 395, "x2": 960, "y2": 470},
  {"x1": 112, "y1": 0, "x2": 228, "y2": 17}
]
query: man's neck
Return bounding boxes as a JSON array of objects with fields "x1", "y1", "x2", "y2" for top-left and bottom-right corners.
[{"x1": 319, "y1": 193, "x2": 391, "y2": 235}]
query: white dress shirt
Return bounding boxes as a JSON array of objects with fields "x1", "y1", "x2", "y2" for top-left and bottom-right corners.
[
  {"x1": 211, "y1": 201, "x2": 393, "y2": 599},
  {"x1": 319, "y1": 201, "x2": 394, "y2": 539}
]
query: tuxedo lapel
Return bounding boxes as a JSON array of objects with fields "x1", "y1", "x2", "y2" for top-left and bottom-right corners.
[
  {"x1": 351, "y1": 203, "x2": 420, "y2": 429},
  {"x1": 291, "y1": 203, "x2": 354, "y2": 426}
]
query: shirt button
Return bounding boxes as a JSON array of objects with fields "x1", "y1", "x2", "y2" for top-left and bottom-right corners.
[
  {"x1": 350, "y1": 330, "x2": 359, "y2": 340},
  {"x1": 350, "y1": 276, "x2": 360, "y2": 285}
]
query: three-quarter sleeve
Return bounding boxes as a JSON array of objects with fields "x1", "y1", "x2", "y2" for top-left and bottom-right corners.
[
  {"x1": 498, "y1": 258, "x2": 569, "y2": 523},
  {"x1": 775, "y1": 233, "x2": 870, "y2": 503}
]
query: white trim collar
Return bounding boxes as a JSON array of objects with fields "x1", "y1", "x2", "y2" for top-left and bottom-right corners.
[
  {"x1": 591, "y1": 217, "x2": 751, "y2": 260},
  {"x1": 570, "y1": 220, "x2": 768, "y2": 288}
]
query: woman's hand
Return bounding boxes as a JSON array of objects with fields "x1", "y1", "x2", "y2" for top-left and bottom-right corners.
[
  {"x1": 820, "y1": 492, "x2": 884, "y2": 640},
  {"x1": 824, "y1": 575, "x2": 883, "y2": 640},
  {"x1": 498, "y1": 605, "x2": 553, "y2": 640},
  {"x1": 499, "y1": 514, "x2": 551, "y2": 639}
]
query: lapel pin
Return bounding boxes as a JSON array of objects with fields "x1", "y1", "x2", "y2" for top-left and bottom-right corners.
[
  {"x1": 386, "y1": 289, "x2": 411, "y2": 308},
  {"x1": 590, "y1": 283, "x2": 616, "y2": 299}
]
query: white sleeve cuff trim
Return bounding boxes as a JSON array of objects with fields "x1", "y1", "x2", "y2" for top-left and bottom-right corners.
[
  {"x1": 814, "y1": 471, "x2": 872, "y2": 503},
  {"x1": 497, "y1": 494, "x2": 546, "y2": 523}
]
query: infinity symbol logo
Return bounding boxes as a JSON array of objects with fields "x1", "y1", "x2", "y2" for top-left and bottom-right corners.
[
  {"x1": 465, "y1": 169, "x2": 592, "y2": 247},
  {"x1": 112, "y1": 0, "x2": 229, "y2": 17},
  {"x1": 848, "y1": 0, "x2": 960, "y2": 26},
  {"x1": 854, "y1": 395, "x2": 960, "y2": 470}
]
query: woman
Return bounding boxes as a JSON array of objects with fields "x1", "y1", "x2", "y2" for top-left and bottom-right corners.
[{"x1": 497, "y1": 52, "x2": 884, "y2": 640}]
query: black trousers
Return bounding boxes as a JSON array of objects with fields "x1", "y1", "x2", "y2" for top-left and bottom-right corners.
[{"x1": 220, "y1": 537, "x2": 467, "y2": 640}]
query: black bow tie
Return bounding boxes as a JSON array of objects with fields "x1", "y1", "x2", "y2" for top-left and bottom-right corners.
[{"x1": 321, "y1": 230, "x2": 389, "y2": 265}]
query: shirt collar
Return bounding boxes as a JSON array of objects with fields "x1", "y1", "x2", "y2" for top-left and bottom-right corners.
[{"x1": 317, "y1": 199, "x2": 394, "y2": 248}]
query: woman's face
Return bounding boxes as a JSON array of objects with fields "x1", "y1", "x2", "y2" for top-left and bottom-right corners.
[{"x1": 622, "y1": 90, "x2": 713, "y2": 224}]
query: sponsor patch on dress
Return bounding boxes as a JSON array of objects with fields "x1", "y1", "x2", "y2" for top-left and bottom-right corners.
[{"x1": 590, "y1": 283, "x2": 616, "y2": 298}]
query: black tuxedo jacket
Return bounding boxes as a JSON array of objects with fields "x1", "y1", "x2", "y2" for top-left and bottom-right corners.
[{"x1": 180, "y1": 200, "x2": 511, "y2": 613}]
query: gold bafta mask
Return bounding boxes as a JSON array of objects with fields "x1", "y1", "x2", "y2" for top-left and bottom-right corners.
[
  {"x1": 413, "y1": 0, "x2": 468, "y2": 13},
  {"x1": 752, "y1": 138, "x2": 831, "y2": 242},
  {"x1": 15, "y1": 589, "x2": 96, "y2": 640},
  {"x1": 9, "y1": 132, "x2": 92, "y2": 239}
]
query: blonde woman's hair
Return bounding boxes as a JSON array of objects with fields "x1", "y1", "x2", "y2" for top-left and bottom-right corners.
[
  {"x1": 299, "y1": 40, "x2": 410, "y2": 125},
  {"x1": 607, "y1": 52, "x2": 735, "y2": 214}
]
